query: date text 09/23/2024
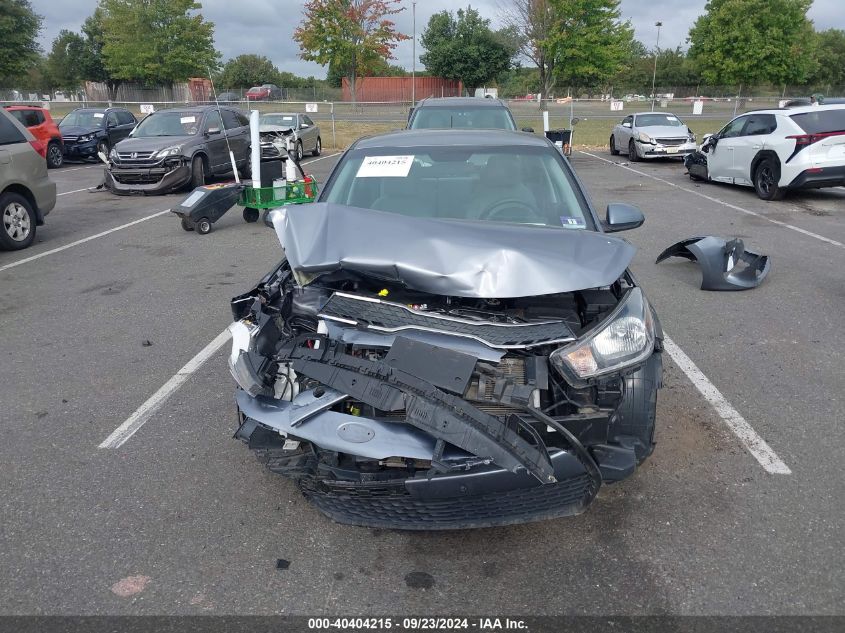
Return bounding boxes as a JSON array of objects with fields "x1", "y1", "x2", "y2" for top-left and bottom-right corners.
[{"x1": 307, "y1": 617, "x2": 528, "y2": 631}]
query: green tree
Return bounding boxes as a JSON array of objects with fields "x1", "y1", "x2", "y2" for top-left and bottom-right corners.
[
  {"x1": 99, "y1": 0, "x2": 220, "y2": 85},
  {"x1": 46, "y1": 30, "x2": 87, "y2": 91},
  {"x1": 500, "y1": 0, "x2": 557, "y2": 105},
  {"x1": 219, "y1": 54, "x2": 279, "y2": 89},
  {"x1": 420, "y1": 7, "x2": 516, "y2": 96},
  {"x1": 294, "y1": 0, "x2": 409, "y2": 103},
  {"x1": 809, "y1": 29, "x2": 845, "y2": 89},
  {"x1": 0, "y1": 0, "x2": 42, "y2": 85},
  {"x1": 545, "y1": 0, "x2": 634, "y2": 92},
  {"x1": 688, "y1": 0, "x2": 817, "y2": 88}
]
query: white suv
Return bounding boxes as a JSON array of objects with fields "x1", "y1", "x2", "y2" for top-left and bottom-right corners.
[{"x1": 689, "y1": 104, "x2": 845, "y2": 200}]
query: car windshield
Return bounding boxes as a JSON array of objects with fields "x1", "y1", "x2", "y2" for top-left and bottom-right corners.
[
  {"x1": 60, "y1": 110, "x2": 106, "y2": 128},
  {"x1": 322, "y1": 145, "x2": 592, "y2": 230},
  {"x1": 261, "y1": 114, "x2": 297, "y2": 128},
  {"x1": 635, "y1": 113, "x2": 684, "y2": 127},
  {"x1": 132, "y1": 111, "x2": 200, "y2": 137},
  {"x1": 410, "y1": 107, "x2": 516, "y2": 130}
]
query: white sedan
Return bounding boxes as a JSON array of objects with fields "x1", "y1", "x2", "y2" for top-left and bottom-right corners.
[{"x1": 610, "y1": 112, "x2": 697, "y2": 161}]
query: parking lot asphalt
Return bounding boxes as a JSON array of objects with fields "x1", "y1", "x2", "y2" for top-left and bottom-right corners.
[{"x1": 1, "y1": 152, "x2": 843, "y2": 616}]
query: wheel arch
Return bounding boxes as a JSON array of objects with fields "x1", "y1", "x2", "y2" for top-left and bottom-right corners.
[
  {"x1": 750, "y1": 149, "x2": 780, "y2": 182},
  {"x1": 1, "y1": 184, "x2": 42, "y2": 224}
]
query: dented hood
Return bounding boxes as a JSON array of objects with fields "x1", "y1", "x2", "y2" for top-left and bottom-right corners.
[{"x1": 272, "y1": 203, "x2": 635, "y2": 298}]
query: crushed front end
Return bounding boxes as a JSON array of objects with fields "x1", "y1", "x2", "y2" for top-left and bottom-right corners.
[{"x1": 229, "y1": 208, "x2": 663, "y2": 529}]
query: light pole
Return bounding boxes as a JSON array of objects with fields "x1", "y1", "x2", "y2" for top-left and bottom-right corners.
[
  {"x1": 411, "y1": 1, "x2": 416, "y2": 105},
  {"x1": 650, "y1": 21, "x2": 662, "y2": 111}
]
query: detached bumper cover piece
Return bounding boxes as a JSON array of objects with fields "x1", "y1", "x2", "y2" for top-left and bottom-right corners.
[{"x1": 656, "y1": 236, "x2": 770, "y2": 291}]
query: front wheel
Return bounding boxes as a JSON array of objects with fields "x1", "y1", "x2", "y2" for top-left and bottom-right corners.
[
  {"x1": 610, "y1": 352, "x2": 662, "y2": 464},
  {"x1": 296, "y1": 140, "x2": 304, "y2": 162},
  {"x1": 190, "y1": 155, "x2": 205, "y2": 189},
  {"x1": 243, "y1": 207, "x2": 259, "y2": 223},
  {"x1": 96, "y1": 139, "x2": 109, "y2": 160},
  {"x1": 47, "y1": 141, "x2": 64, "y2": 168},
  {"x1": 609, "y1": 135, "x2": 619, "y2": 155},
  {"x1": 753, "y1": 158, "x2": 785, "y2": 200},
  {"x1": 628, "y1": 139, "x2": 640, "y2": 162},
  {"x1": 0, "y1": 192, "x2": 37, "y2": 251},
  {"x1": 312, "y1": 137, "x2": 321, "y2": 157}
]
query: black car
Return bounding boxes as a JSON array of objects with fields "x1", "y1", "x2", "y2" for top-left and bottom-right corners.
[
  {"x1": 407, "y1": 97, "x2": 520, "y2": 130},
  {"x1": 104, "y1": 106, "x2": 252, "y2": 195},
  {"x1": 59, "y1": 107, "x2": 136, "y2": 160},
  {"x1": 228, "y1": 129, "x2": 663, "y2": 530}
]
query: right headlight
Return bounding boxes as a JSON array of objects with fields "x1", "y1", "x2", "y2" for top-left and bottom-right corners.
[
  {"x1": 637, "y1": 132, "x2": 654, "y2": 144},
  {"x1": 550, "y1": 287, "x2": 655, "y2": 382}
]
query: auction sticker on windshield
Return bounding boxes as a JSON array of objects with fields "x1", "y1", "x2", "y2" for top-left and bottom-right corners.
[
  {"x1": 180, "y1": 116, "x2": 196, "y2": 124},
  {"x1": 356, "y1": 155, "x2": 414, "y2": 178},
  {"x1": 94, "y1": 113, "x2": 104, "y2": 118}
]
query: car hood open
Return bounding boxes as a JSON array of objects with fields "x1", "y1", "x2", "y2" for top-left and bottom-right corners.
[{"x1": 271, "y1": 203, "x2": 635, "y2": 298}]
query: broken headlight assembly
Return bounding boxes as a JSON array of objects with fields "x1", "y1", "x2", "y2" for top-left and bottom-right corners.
[
  {"x1": 155, "y1": 146, "x2": 182, "y2": 159},
  {"x1": 550, "y1": 287, "x2": 654, "y2": 382},
  {"x1": 637, "y1": 132, "x2": 655, "y2": 144}
]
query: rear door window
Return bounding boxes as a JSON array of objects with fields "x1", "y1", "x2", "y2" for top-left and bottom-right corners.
[
  {"x1": 0, "y1": 112, "x2": 26, "y2": 145},
  {"x1": 790, "y1": 109, "x2": 845, "y2": 134},
  {"x1": 221, "y1": 109, "x2": 242, "y2": 130}
]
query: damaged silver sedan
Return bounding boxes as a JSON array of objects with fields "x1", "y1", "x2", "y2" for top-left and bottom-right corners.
[{"x1": 229, "y1": 130, "x2": 663, "y2": 529}]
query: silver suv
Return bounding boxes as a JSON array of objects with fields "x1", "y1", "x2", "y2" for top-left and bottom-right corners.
[{"x1": 0, "y1": 108, "x2": 56, "y2": 251}]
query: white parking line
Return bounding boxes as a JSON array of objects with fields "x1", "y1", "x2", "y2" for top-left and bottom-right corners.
[
  {"x1": 57, "y1": 165, "x2": 98, "y2": 172},
  {"x1": 579, "y1": 151, "x2": 844, "y2": 250},
  {"x1": 662, "y1": 335, "x2": 791, "y2": 474},
  {"x1": 0, "y1": 210, "x2": 169, "y2": 274},
  {"x1": 57, "y1": 187, "x2": 97, "y2": 197},
  {"x1": 301, "y1": 152, "x2": 341, "y2": 164},
  {"x1": 98, "y1": 329, "x2": 231, "y2": 449}
]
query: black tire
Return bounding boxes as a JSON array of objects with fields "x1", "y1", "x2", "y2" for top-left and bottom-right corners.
[
  {"x1": 312, "y1": 137, "x2": 321, "y2": 157},
  {"x1": 0, "y1": 192, "x2": 37, "y2": 251},
  {"x1": 753, "y1": 157, "x2": 785, "y2": 200},
  {"x1": 243, "y1": 207, "x2": 259, "y2": 223},
  {"x1": 46, "y1": 141, "x2": 64, "y2": 168},
  {"x1": 609, "y1": 352, "x2": 662, "y2": 464},
  {"x1": 180, "y1": 217, "x2": 195, "y2": 231},
  {"x1": 190, "y1": 155, "x2": 205, "y2": 189},
  {"x1": 609, "y1": 135, "x2": 619, "y2": 155},
  {"x1": 628, "y1": 139, "x2": 640, "y2": 162},
  {"x1": 196, "y1": 217, "x2": 212, "y2": 235},
  {"x1": 296, "y1": 140, "x2": 304, "y2": 162}
]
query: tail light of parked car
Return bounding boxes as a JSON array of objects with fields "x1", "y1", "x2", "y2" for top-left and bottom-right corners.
[
  {"x1": 29, "y1": 139, "x2": 47, "y2": 160},
  {"x1": 786, "y1": 130, "x2": 845, "y2": 160}
]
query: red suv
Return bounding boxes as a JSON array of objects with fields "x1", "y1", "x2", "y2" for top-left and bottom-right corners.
[{"x1": 4, "y1": 105, "x2": 64, "y2": 168}]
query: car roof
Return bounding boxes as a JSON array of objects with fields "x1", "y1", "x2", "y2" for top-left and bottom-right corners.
[
  {"x1": 352, "y1": 128, "x2": 549, "y2": 150},
  {"x1": 735, "y1": 104, "x2": 845, "y2": 116},
  {"x1": 150, "y1": 105, "x2": 232, "y2": 113},
  {"x1": 633, "y1": 111, "x2": 682, "y2": 116},
  {"x1": 262, "y1": 112, "x2": 300, "y2": 116},
  {"x1": 415, "y1": 97, "x2": 509, "y2": 108}
]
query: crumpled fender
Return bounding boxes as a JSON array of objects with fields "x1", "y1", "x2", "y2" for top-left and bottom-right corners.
[{"x1": 655, "y1": 236, "x2": 770, "y2": 291}]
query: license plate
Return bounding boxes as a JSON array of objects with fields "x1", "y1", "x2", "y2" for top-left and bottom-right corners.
[{"x1": 666, "y1": 147, "x2": 679, "y2": 154}]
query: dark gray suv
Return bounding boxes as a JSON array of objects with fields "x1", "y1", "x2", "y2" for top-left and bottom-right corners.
[{"x1": 104, "y1": 106, "x2": 251, "y2": 195}]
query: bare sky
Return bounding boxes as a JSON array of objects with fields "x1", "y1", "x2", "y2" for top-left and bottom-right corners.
[{"x1": 30, "y1": 0, "x2": 845, "y2": 79}]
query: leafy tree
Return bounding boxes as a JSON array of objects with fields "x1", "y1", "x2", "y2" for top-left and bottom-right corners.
[
  {"x1": 809, "y1": 29, "x2": 845, "y2": 89},
  {"x1": 294, "y1": 0, "x2": 409, "y2": 103},
  {"x1": 219, "y1": 54, "x2": 279, "y2": 89},
  {"x1": 80, "y1": 8, "x2": 120, "y2": 96},
  {"x1": 0, "y1": 0, "x2": 42, "y2": 85},
  {"x1": 420, "y1": 7, "x2": 516, "y2": 96},
  {"x1": 545, "y1": 0, "x2": 634, "y2": 91},
  {"x1": 46, "y1": 30, "x2": 87, "y2": 91},
  {"x1": 688, "y1": 0, "x2": 817, "y2": 88},
  {"x1": 500, "y1": 0, "x2": 557, "y2": 105},
  {"x1": 98, "y1": 0, "x2": 220, "y2": 85}
]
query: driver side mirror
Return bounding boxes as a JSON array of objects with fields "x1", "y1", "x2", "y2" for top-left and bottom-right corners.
[
  {"x1": 521, "y1": 127, "x2": 534, "y2": 133},
  {"x1": 622, "y1": 121, "x2": 632, "y2": 128},
  {"x1": 604, "y1": 203, "x2": 644, "y2": 232},
  {"x1": 300, "y1": 123, "x2": 309, "y2": 129}
]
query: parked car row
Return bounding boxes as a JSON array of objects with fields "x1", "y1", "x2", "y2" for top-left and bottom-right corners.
[
  {"x1": 606, "y1": 104, "x2": 845, "y2": 200},
  {"x1": 0, "y1": 107, "x2": 56, "y2": 250}
]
